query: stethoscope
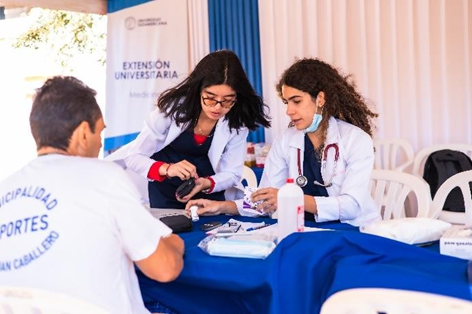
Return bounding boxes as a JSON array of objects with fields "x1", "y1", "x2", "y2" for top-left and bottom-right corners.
[{"x1": 296, "y1": 143, "x2": 340, "y2": 188}]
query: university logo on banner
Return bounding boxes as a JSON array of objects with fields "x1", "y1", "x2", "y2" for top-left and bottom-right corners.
[{"x1": 105, "y1": 0, "x2": 189, "y2": 155}]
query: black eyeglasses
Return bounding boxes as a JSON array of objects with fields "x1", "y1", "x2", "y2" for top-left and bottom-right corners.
[{"x1": 201, "y1": 96, "x2": 236, "y2": 109}]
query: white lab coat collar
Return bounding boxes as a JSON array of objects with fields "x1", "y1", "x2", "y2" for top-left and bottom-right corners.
[
  {"x1": 323, "y1": 117, "x2": 342, "y2": 179},
  {"x1": 283, "y1": 117, "x2": 341, "y2": 187},
  {"x1": 288, "y1": 116, "x2": 340, "y2": 150},
  {"x1": 208, "y1": 118, "x2": 232, "y2": 167},
  {"x1": 288, "y1": 128, "x2": 304, "y2": 150},
  {"x1": 160, "y1": 116, "x2": 231, "y2": 170},
  {"x1": 325, "y1": 116, "x2": 341, "y2": 146}
]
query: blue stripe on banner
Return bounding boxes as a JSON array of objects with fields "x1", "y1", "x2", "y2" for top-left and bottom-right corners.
[
  {"x1": 104, "y1": 132, "x2": 140, "y2": 151},
  {"x1": 208, "y1": 0, "x2": 266, "y2": 143},
  {"x1": 107, "y1": 0, "x2": 154, "y2": 13}
]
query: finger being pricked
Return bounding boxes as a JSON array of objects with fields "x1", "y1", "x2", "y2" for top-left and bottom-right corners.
[
  {"x1": 185, "y1": 199, "x2": 216, "y2": 215},
  {"x1": 185, "y1": 198, "x2": 210, "y2": 208},
  {"x1": 185, "y1": 199, "x2": 204, "y2": 211}
]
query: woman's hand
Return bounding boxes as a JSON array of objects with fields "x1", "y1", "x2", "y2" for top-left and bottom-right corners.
[
  {"x1": 164, "y1": 160, "x2": 197, "y2": 180},
  {"x1": 185, "y1": 199, "x2": 238, "y2": 216},
  {"x1": 251, "y1": 187, "x2": 279, "y2": 214},
  {"x1": 176, "y1": 177, "x2": 211, "y2": 202}
]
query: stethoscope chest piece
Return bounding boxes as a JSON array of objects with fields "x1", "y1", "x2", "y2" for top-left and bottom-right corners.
[
  {"x1": 296, "y1": 142, "x2": 340, "y2": 188},
  {"x1": 296, "y1": 175, "x2": 308, "y2": 187}
]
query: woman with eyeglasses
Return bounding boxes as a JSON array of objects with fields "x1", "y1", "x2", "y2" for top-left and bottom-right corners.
[
  {"x1": 186, "y1": 58, "x2": 380, "y2": 226},
  {"x1": 125, "y1": 50, "x2": 270, "y2": 209}
]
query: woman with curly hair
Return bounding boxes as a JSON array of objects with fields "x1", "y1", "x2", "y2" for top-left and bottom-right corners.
[
  {"x1": 186, "y1": 58, "x2": 380, "y2": 226},
  {"x1": 125, "y1": 50, "x2": 271, "y2": 209}
]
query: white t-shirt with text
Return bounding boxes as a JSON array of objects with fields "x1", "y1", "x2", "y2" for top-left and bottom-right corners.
[{"x1": 0, "y1": 155, "x2": 172, "y2": 314}]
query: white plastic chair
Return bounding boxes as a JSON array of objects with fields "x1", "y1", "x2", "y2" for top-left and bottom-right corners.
[
  {"x1": 0, "y1": 286, "x2": 109, "y2": 314},
  {"x1": 374, "y1": 138, "x2": 415, "y2": 171},
  {"x1": 241, "y1": 165, "x2": 258, "y2": 188},
  {"x1": 430, "y1": 170, "x2": 472, "y2": 225},
  {"x1": 370, "y1": 169, "x2": 431, "y2": 220},
  {"x1": 412, "y1": 143, "x2": 472, "y2": 177},
  {"x1": 320, "y1": 288, "x2": 472, "y2": 314}
]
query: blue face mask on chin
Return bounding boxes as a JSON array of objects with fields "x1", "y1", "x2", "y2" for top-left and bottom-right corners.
[{"x1": 304, "y1": 113, "x2": 323, "y2": 133}]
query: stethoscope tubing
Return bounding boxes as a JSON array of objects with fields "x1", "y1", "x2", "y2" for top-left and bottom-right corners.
[{"x1": 296, "y1": 143, "x2": 339, "y2": 188}]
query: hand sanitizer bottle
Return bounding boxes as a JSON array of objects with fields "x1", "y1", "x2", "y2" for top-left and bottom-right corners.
[{"x1": 277, "y1": 178, "x2": 304, "y2": 242}]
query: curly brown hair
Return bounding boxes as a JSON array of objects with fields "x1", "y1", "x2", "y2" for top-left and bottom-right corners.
[{"x1": 275, "y1": 58, "x2": 378, "y2": 139}]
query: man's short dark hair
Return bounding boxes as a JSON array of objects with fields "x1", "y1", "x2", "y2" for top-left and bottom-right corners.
[{"x1": 30, "y1": 76, "x2": 103, "y2": 150}]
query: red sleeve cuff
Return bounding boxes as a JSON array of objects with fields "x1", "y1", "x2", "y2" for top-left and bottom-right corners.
[
  {"x1": 148, "y1": 161, "x2": 166, "y2": 182},
  {"x1": 203, "y1": 176, "x2": 215, "y2": 194}
]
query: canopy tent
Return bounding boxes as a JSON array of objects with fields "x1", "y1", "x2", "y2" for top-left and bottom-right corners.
[
  {"x1": 1, "y1": 0, "x2": 267, "y2": 149},
  {"x1": 0, "y1": 0, "x2": 106, "y2": 15},
  {"x1": 1, "y1": 0, "x2": 471, "y2": 151}
]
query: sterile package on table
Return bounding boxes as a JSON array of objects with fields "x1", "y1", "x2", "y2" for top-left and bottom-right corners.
[
  {"x1": 440, "y1": 225, "x2": 472, "y2": 260},
  {"x1": 198, "y1": 219, "x2": 277, "y2": 259},
  {"x1": 198, "y1": 219, "x2": 334, "y2": 259}
]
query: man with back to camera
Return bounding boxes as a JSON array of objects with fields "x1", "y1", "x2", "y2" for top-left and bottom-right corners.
[{"x1": 0, "y1": 76, "x2": 184, "y2": 313}]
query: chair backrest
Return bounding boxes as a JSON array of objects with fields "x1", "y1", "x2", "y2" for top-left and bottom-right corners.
[
  {"x1": 0, "y1": 286, "x2": 109, "y2": 314},
  {"x1": 370, "y1": 169, "x2": 431, "y2": 219},
  {"x1": 320, "y1": 288, "x2": 472, "y2": 314},
  {"x1": 241, "y1": 165, "x2": 258, "y2": 188},
  {"x1": 430, "y1": 170, "x2": 472, "y2": 225},
  {"x1": 412, "y1": 143, "x2": 472, "y2": 177},
  {"x1": 373, "y1": 138, "x2": 414, "y2": 171}
]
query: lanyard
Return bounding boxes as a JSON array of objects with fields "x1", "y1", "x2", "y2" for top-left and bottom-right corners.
[{"x1": 296, "y1": 143, "x2": 340, "y2": 188}]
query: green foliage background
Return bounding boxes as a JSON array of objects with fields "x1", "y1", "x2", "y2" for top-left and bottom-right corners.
[{"x1": 12, "y1": 8, "x2": 106, "y2": 70}]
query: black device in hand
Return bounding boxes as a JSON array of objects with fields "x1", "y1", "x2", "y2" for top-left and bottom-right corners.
[{"x1": 175, "y1": 178, "x2": 196, "y2": 199}]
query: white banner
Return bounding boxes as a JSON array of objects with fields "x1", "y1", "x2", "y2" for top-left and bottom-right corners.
[{"x1": 105, "y1": 0, "x2": 189, "y2": 154}]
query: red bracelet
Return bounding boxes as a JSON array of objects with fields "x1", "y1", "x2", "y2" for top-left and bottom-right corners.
[{"x1": 164, "y1": 163, "x2": 173, "y2": 178}]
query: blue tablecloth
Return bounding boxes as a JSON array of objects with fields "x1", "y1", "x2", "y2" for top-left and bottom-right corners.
[{"x1": 138, "y1": 216, "x2": 472, "y2": 314}]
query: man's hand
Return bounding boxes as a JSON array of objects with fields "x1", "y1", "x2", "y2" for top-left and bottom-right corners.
[{"x1": 185, "y1": 199, "x2": 238, "y2": 216}]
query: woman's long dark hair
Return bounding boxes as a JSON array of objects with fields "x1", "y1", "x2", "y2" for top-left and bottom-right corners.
[
  {"x1": 276, "y1": 58, "x2": 378, "y2": 138},
  {"x1": 157, "y1": 50, "x2": 271, "y2": 131}
]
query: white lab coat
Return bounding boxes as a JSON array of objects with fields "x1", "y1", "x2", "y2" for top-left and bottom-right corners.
[
  {"x1": 125, "y1": 109, "x2": 248, "y2": 194},
  {"x1": 258, "y1": 117, "x2": 380, "y2": 227}
]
